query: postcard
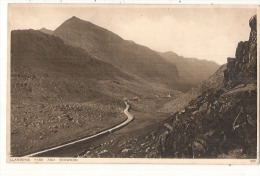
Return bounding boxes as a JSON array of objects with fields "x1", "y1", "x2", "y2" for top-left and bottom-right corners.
[{"x1": 7, "y1": 4, "x2": 259, "y2": 164}]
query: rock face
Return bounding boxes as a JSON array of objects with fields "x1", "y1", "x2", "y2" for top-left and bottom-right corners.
[
  {"x1": 224, "y1": 15, "x2": 257, "y2": 88},
  {"x1": 155, "y1": 15, "x2": 257, "y2": 158}
]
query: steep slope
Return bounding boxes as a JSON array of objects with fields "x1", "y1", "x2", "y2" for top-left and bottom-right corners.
[
  {"x1": 53, "y1": 16, "x2": 188, "y2": 91},
  {"x1": 11, "y1": 29, "x2": 130, "y2": 103},
  {"x1": 11, "y1": 30, "x2": 127, "y2": 81},
  {"x1": 159, "y1": 52, "x2": 220, "y2": 84},
  {"x1": 153, "y1": 15, "x2": 257, "y2": 159}
]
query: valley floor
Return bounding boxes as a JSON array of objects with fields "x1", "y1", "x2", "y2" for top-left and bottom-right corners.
[
  {"x1": 77, "y1": 97, "x2": 173, "y2": 158},
  {"x1": 11, "y1": 90, "x2": 179, "y2": 157}
]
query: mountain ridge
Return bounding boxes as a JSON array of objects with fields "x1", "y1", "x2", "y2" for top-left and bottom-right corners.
[
  {"x1": 54, "y1": 16, "x2": 207, "y2": 91},
  {"x1": 40, "y1": 27, "x2": 53, "y2": 35},
  {"x1": 159, "y1": 51, "x2": 220, "y2": 84}
]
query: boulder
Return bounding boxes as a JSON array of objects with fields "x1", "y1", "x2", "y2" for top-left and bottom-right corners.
[
  {"x1": 198, "y1": 102, "x2": 208, "y2": 112},
  {"x1": 121, "y1": 148, "x2": 131, "y2": 153}
]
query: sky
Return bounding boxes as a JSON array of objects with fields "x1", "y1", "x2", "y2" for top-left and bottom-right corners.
[{"x1": 9, "y1": 4, "x2": 257, "y2": 64}]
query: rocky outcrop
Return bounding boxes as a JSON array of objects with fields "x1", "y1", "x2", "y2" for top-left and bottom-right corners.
[
  {"x1": 224, "y1": 15, "x2": 257, "y2": 88},
  {"x1": 155, "y1": 15, "x2": 257, "y2": 158}
]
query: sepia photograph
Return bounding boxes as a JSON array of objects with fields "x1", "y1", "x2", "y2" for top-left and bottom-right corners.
[{"x1": 7, "y1": 4, "x2": 259, "y2": 164}]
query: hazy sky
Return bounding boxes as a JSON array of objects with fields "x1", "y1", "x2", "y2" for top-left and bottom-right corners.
[{"x1": 9, "y1": 4, "x2": 257, "y2": 64}]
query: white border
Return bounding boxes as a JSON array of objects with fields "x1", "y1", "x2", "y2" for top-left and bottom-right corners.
[{"x1": 1, "y1": 0, "x2": 260, "y2": 176}]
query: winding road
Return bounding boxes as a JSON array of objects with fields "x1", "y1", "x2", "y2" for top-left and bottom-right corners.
[{"x1": 23, "y1": 101, "x2": 134, "y2": 157}]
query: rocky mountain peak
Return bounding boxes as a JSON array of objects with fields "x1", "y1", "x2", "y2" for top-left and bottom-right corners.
[
  {"x1": 66, "y1": 16, "x2": 84, "y2": 23},
  {"x1": 54, "y1": 17, "x2": 188, "y2": 91},
  {"x1": 54, "y1": 16, "x2": 124, "y2": 46},
  {"x1": 71, "y1": 16, "x2": 78, "y2": 19},
  {"x1": 249, "y1": 15, "x2": 257, "y2": 31},
  {"x1": 58, "y1": 16, "x2": 105, "y2": 31}
]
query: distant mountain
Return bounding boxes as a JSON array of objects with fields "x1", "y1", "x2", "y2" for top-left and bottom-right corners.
[
  {"x1": 159, "y1": 52, "x2": 219, "y2": 84},
  {"x1": 53, "y1": 16, "x2": 189, "y2": 91},
  {"x1": 40, "y1": 28, "x2": 53, "y2": 35},
  {"x1": 160, "y1": 64, "x2": 226, "y2": 114}
]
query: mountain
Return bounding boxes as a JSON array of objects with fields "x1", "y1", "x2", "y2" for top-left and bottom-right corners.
[
  {"x1": 39, "y1": 28, "x2": 53, "y2": 35},
  {"x1": 11, "y1": 30, "x2": 128, "y2": 85},
  {"x1": 159, "y1": 52, "x2": 220, "y2": 84},
  {"x1": 53, "y1": 16, "x2": 189, "y2": 91},
  {"x1": 153, "y1": 15, "x2": 257, "y2": 159},
  {"x1": 11, "y1": 29, "x2": 178, "y2": 156},
  {"x1": 59, "y1": 15, "x2": 257, "y2": 159}
]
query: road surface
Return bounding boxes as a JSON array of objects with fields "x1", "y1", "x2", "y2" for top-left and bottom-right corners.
[{"x1": 22, "y1": 101, "x2": 134, "y2": 157}]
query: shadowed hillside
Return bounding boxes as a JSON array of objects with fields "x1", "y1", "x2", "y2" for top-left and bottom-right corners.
[
  {"x1": 159, "y1": 51, "x2": 219, "y2": 84},
  {"x1": 11, "y1": 30, "x2": 128, "y2": 80}
]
